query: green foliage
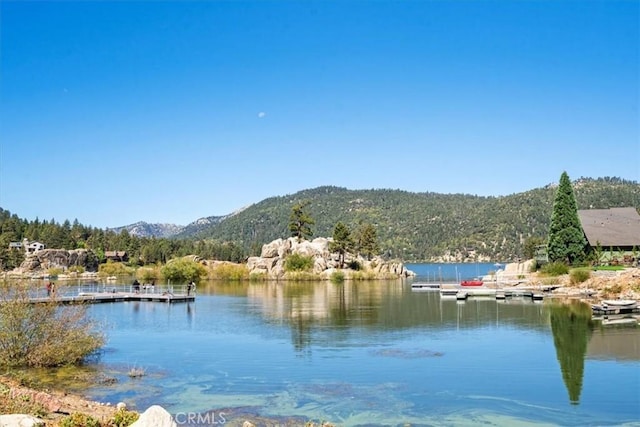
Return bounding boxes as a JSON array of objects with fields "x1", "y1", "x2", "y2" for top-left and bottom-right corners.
[
  {"x1": 330, "y1": 271, "x2": 345, "y2": 283},
  {"x1": 136, "y1": 265, "x2": 160, "y2": 282},
  {"x1": 284, "y1": 253, "x2": 314, "y2": 272},
  {"x1": 67, "y1": 265, "x2": 85, "y2": 274},
  {"x1": 329, "y1": 222, "x2": 354, "y2": 268},
  {"x1": 355, "y1": 223, "x2": 380, "y2": 260},
  {"x1": 207, "y1": 263, "x2": 249, "y2": 280},
  {"x1": 98, "y1": 262, "x2": 135, "y2": 277},
  {"x1": 523, "y1": 236, "x2": 546, "y2": 260},
  {"x1": 59, "y1": 412, "x2": 101, "y2": 427},
  {"x1": 540, "y1": 261, "x2": 570, "y2": 276},
  {"x1": 161, "y1": 257, "x2": 207, "y2": 283},
  {"x1": 47, "y1": 267, "x2": 62, "y2": 277},
  {"x1": 289, "y1": 200, "x2": 315, "y2": 241},
  {"x1": 569, "y1": 268, "x2": 591, "y2": 284},
  {"x1": 0, "y1": 286, "x2": 104, "y2": 368},
  {"x1": 108, "y1": 408, "x2": 140, "y2": 427},
  {"x1": 547, "y1": 172, "x2": 588, "y2": 264}
]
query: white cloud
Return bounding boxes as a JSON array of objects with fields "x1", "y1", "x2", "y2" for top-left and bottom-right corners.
[{"x1": 258, "y1": 112, "x2": 266, "y2": 118}]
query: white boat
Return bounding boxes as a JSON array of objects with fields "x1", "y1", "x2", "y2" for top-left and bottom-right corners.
[{"x1": 602, "y1": 299, "x2": 637, "y2": 308}]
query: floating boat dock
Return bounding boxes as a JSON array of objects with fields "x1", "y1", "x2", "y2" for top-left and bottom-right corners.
[
  {"x1": 28, "y1": 292, "x2": 195, "y2": 305},
  {"x1": 435, "y1": 285, "x2": 545, "y2": 301},
  {"x1": 13, "y1": 284, "x2": 196, "y2": 305}
]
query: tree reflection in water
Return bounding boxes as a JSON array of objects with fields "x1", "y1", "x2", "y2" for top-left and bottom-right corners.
[{"x1": 549, "y1": 302, "x2": 593, "y2": 405}]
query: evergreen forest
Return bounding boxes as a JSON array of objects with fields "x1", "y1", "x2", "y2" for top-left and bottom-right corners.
[{"x1": 1, "y1": 177, "x2": 638, "y2": 270}]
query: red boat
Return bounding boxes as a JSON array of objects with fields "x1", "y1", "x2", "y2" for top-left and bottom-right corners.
[{"x1": 460, "y1": 279, "x2": 484, "y2": 287}]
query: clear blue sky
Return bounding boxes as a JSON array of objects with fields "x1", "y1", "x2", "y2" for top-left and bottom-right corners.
[{"x1": 1, "y1": 1, "x2": 638, "y2": 228}]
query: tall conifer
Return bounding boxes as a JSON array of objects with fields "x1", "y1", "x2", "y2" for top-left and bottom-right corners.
[{"x1": 547, "y1": 172, "x2": 587, "y2": 264}]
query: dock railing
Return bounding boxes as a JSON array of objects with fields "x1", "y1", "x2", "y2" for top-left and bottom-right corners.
[{"x1": 26, "y1": 282, "x2": 195, "y2": 299}]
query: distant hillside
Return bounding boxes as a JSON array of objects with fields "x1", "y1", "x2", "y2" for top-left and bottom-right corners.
[
  {"x1": 112, "y1": 209, "x2": 246, "y2": 239},
  {"x1": 108, "y1": 221, "x2": 184, "y2": 238},
  {"x1": 181, "y1": 177, "x2": 640, "y2": 262}
]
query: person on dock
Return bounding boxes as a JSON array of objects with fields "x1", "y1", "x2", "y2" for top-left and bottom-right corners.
[
  {"x1": 132, "y1": 279, "x2": 141, "y2": 294},
  {"x1": 187, "y1": 281, "x2": 195, "y2": 296},
  {"x1": 46, "y1": 282, "x2": 52, "y2": 297}
]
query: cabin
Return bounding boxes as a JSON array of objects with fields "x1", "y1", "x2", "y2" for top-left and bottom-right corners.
[
  {"x1": 104, "y1": 250, "x2": 128, "y2": 263},
  {"x1": 578, "y1": 207, "x2": 640, "y2": 265},
  {"x1": 8, "y1": 238, "x2": 45, "y2": 253},
  {"x1": 26, "y1": 241, "x2": 46, "y2": 253}
]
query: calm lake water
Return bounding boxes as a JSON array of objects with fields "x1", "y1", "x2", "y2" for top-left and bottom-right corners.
[{"x1": 62, "y1": 267, "x2": 639, "y2": 426}]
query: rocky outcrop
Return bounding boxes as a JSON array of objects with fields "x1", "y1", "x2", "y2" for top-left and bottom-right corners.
[
  {"x1": 247, "y1": 237, "x2": 414, "y2": 280},
  {"x1": 16, "y1": 249, "x2": 99, "y2": 273}
]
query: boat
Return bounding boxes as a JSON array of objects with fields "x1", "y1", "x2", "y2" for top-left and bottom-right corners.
[
  {"x1": 460, "y1": 278, "x2": 484, "y2": 287},
  {"x1": 602, "y1": 299, "x2": 638, "y2": 308},
  {"x1": 411, "y1": 282, "x2": 441, "y2": 290}
]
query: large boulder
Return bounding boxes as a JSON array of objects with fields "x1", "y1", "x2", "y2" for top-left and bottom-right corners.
[
  {"x1": 17, "y1": 249, "x2": 99, "y2": 273},
  {"x1": 130, "y1": 405, "x2": 176, "y2": 427},
  {"x1": 0, "y1": 414, "x2": 45, "y2": 427}
]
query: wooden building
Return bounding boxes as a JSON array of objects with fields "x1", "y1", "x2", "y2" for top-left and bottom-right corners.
[{"x1": 578, "y1": 207, "x2": 640, "y2": 264}]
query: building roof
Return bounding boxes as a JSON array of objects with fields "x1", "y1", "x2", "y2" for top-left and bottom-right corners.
[{"x1": 578, "y1": 207, "x2": 640, "y2": 247}]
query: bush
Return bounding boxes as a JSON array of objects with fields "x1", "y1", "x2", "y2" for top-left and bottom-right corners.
[
  {"x1": 540, "y1": 262, "x2": 569, "y2": 276},
  {"x1": 0, "y1": 286, "x2": 104, "y2": 368},
  {"x1": 59, "y1": 412, "x2": 100, "y2": 427},
  {"x1": 47, "y1": 267, "x2": 63, "y2": 278},
  {"x1": 161, "y1": 258, "x2": 207, "y2": 283},
  {"x1": 208, "y1": 263, "x2": 249, "y2": 280},
  {"x1": 98, "y1": 262, "x2": 135, "y2": 277},
  {"x1": 68, "y1": 265, "x2": 85, "y2": 274},
  {"x1": 330, "y1": 271, "x2": 345, "y2": 283},
  {"x1": 284, "y1": 253, "x2": 314, "y2": 272},
  {"x1": 136, "y1": 266, "x2": 160, "y2": 283},
  {"x1": 569, "y1": 268, "x2": 591, "y2": 285},
  {"x1": 109, "y1": 408, "x2": 140, "y2": 427}
]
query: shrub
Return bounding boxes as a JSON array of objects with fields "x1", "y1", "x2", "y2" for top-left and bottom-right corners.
[
  {"x1": 47, "y1": 267, "x2": 63, "y2": 278},
  {"x1": 351, "y1": 270, "x2": 377, "y2": 280},
  {"x1": 569, "y1": 268, "x2": 591, "y2": 285},
  {"x1": 284, "y1": 253, "x2": 314, "y2": 272},
  {"x1": 208, "y1": 263, "x2": 249, "y2": 280},
  {"x1": 136, "y1": 266, "x2": 160, "y2": 283},
  {"x1": 67, "y1": 265, "x2": 85, "y2": 274},
  {"x1": 109, "y1": 408, "x2": 140, "y2": 427},
  {"x1": 0, "y1": 286, "x2": 104, "y2": 368},
  {"x1": 330, "y1": 271, "x2": 345, "y2": 283},
  {"x1": 540, "y1": 261, "x2": 569, "y2": 276},
  {"x1": 59, "y1": 412, "x2": 101, "y2": 427},
  {"x1": 161, "y1": 258, "x2": 207, "y2": 283},
  {"x1": 98, "y1": 262, "x2": 135, "y2": 277}
]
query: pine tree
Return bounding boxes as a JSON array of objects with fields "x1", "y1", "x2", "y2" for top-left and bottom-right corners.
[
  {"x1": 288, "y1": 201, "x2": 314, "y2": 241},
  {"x1": 330, "y1": 221, "x2": 353, "y2": 268},
  {"x1": 356, "y1": 223, "x2": 380, "y2": 260},
  {"x1": 547, "y1": 172, "x2": 587, "y2": 264}
]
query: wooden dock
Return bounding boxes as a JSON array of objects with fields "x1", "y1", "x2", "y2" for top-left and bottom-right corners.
[
  {"x1": 438, "y1": 285, "x2": 548, "y2": 301},
  {"x1": 11, "y1": 284, "x2": 196, "y2": 305},
  {"x1": 28, "y1": 292, "x2": 195, "y2": 305}
]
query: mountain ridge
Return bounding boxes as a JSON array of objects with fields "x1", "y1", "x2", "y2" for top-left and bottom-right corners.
[{"x1": 112, "y1": 177, "x2": 640, "y2": 262}]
